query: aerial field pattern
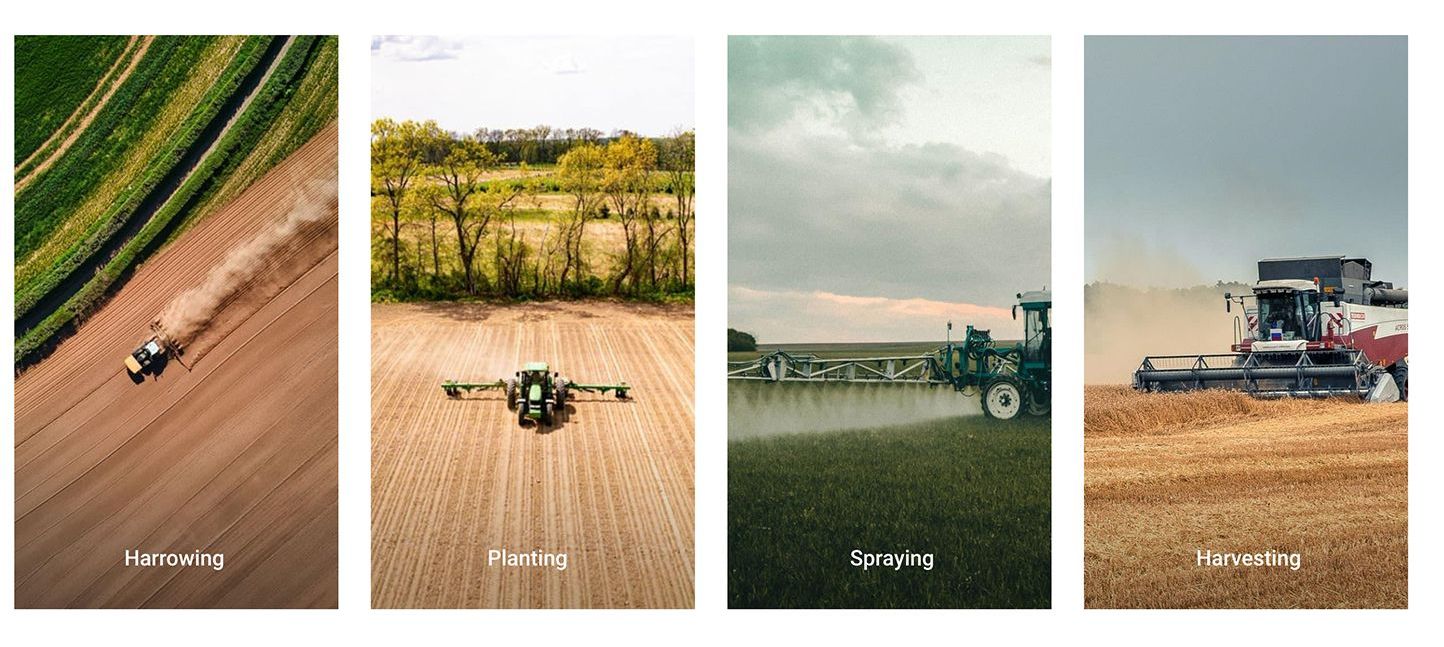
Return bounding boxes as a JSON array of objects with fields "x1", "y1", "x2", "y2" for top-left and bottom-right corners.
[
  {"x1": 15, "y1": 127, "x2": 340, "y2": 607},
  {"x1": 14, "y1": 35, "x2": 339, "y2": 365},
  {"x1": 13, "y1": 35, "x2": 339, "y2": 608}
]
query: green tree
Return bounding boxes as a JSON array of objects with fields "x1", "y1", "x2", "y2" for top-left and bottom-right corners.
[
  {"x1": 603, "y1": 135, "x2": 658, "y2": 294},
  {"x1": 660, "y1": 130, "x2": 695, "y2": 288},
  {"x1": 425, "y1": 134, "x2": 500, "y2": 296},
  {"x1": 371, "y1": 118, "x2": 431, "y2": 286},
  {"x1": 556, "y1": 143, "x2": 605, "y2": 293}
]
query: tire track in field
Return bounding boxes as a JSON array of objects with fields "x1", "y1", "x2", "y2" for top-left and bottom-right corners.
[
  {"x1": 15, "y1": 36, "x2": 152, "y2": 189},
  {"x1": 371, "y1": 302, "x2": 694, "y2": 608}
]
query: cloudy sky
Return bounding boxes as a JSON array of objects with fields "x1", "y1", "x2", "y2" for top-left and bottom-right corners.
[
  {"x1": 728, "y1": 36, "x2": 1051, "y2": 344},
  {"x1": 1085, "y1": 36, "x2": 1407, "y2": 288},
  {"x1": 372, "y1": 36, "x2": 694, "y2": 135}
]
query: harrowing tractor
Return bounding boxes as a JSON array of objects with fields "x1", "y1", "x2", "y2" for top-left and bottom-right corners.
[
  {"x1": 442, "y1": 362, "x2": 632, "y2": 426},
  {"x1": 124, "y1": 322, "x2": 186, "y2": 383}
]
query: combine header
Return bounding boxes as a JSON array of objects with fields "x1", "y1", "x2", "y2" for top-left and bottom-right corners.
[
  {"x1": 728, "y1": 291, "x2": 1051, "y2": 420},
  {"x1": 1133, "y1": 256, "x2": 1407, "y2": 401},
  {"x1": 442, "y1": 362, "x2": 631, "y2": 426}
]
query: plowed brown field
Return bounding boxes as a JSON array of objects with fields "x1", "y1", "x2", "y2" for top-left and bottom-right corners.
[
  {"x1": 13, "y1": 123, "x2": 339, "y2": 608},
  {"x1": 371, "y1": 301, "x2": 694, "y2": 608},
  {"x1": 1084, "y1": 386, "x2": 1407, "y2": 608}
]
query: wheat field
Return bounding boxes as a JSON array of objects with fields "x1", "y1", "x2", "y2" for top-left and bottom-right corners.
[{"x1": 1084, "y1": 386, "x2": 1406, "y2": 608}]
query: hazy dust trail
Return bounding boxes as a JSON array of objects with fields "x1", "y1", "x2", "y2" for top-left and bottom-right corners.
[
  {"x1": 156, "y1": 178, "x2": 337, "y2": 345},
  {"x1": 1085, "y1": 283, "x2": 1240, "y2": 384},
  {"x1": 728, "y1": 381, "x2": 980, "y2": 440}
]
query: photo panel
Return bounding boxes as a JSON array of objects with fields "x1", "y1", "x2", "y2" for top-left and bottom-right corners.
[
  {"x1": 1083, "y1": 35, "x2": 1407, "y2": 609},
  {"x1": 13, "y1": 35, "x2": 340, "y2": 608},
  {"x1": 727, "y1": 35, "x2": 1052, "y2": 609},
  {"x1": 368, "y1": 35, "x2": 697, "y2": 609}
]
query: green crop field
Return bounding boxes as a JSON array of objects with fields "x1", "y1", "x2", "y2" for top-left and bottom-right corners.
[
  {"x1": 13, "y1": 35, "x2": 131, "y2": 163},
  {"x1": 727, "y1": 382, "x2": 1050, "y2": 608},
  {"x1": 13, "y1": 35, "x2": 338, "y2": 366}
]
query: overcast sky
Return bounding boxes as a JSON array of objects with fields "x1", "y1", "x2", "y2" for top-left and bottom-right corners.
[
  {"x1": 728, "y1": 36, "x2": 1051, "y2": 344},
  {"x1": 372, "y1": 36, "x2": 694, "y2": 136},
  {"x1": 1085, "y1": 36, "x2": 1407, "y2": 288}
]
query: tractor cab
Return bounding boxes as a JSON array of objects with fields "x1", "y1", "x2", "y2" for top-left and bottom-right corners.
[
  {"x1": 1014, "y1": 290, "x2": 1052, "y2": 369},
  {"x1": 124, "y1": 337, "x2": 167, "y2": 380},
  {"x1": 1246, "y1": 280, "x2": 1322, "y2": 349},
  {"x1": 519, "y1": 362, "x2": 551, "y2": 421}
]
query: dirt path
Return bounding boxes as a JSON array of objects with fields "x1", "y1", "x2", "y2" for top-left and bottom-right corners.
[
  {"x1": 14, "y1": 125, "x2": 338, "y2": 608},
  {"x1": 1084, "y1": 386, "x2": 1407, "y2": 608},
  {"x1": 371, "y1": 301, "x2": 695, "y2": 608},
  {"x1": 15, "y1": 36, "x2": 153, "y2": 191}
]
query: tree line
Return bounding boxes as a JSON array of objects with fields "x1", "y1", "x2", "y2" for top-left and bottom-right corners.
[{"x1": 371, "y1": 118, "x2": 695, "y2": 302}]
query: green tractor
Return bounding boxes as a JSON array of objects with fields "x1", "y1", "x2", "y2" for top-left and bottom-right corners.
[
  {"x1": 442, "y1": 362, "x2": 632, "y2": 427},
  {"x1": 727, "y1": 290, "x2": 1051, "y2": 420}
]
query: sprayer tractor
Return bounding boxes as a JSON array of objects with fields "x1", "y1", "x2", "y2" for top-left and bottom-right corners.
[
  {"x1": 727, "y1": 290, "x2": 1052, "y2": 421},
  {"x1": 1133, "y1": 256, "x2": 1407, "y2": 401},
  {"x1": 442, "y1": 362, "x2": 632, "y2": 427},
  {"x1": 123, "y1": 323, "x2": 183, "y2": 383}
]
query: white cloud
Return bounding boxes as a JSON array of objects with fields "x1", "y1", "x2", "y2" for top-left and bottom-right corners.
[{"x1": 371, "y1": 36, "x2": 464, "y2": 62}]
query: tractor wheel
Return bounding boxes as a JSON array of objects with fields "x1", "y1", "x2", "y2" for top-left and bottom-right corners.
[
  {"x1": 555, "y1": 379, "x2": 568, "y2": 407},
  {"x1": 506, "y1": 379, "x2": 519, "y2": 410},
  {"x1": 982, "y1": 378, "x2": 1024, "y2": 421},
  {"x1": 1027, "y1": 393, "x2": 1051, "y2": 416},
  {"x1": 1392, "y1": 361, "x2": 1408, "y2": 402}
]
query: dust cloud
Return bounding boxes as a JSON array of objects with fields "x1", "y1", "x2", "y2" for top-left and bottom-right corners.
[
  {"x1": 727, "y1": 381, "x2": 980, "y2": 440},
  {"x1": 156, "y1": 178, "x2": 338, "y2": 345},
  {"x1": 1085, "y1": 282, "x2": 1245, "y2": 384},
  {"x1": 1092, "y1": 235, "x2": 1207, "y2": 289}
]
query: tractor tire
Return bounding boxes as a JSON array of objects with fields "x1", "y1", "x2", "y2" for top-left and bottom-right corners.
[
  {"x1": 983, "y1": 377, "x2": 1024, "y2": 421},
  {"x1": 128, "y1": 370, "x2": 145, "y2": 385},
  {"x1": 506, "y1": 379, "x2": 519, "y2": 410},
  {"x1": 1027, "y1": 393, "x2": 1051, "y2": 416},
  {"x1": 1392, "y1": 361, "x2": 1408, "y2": 402}
]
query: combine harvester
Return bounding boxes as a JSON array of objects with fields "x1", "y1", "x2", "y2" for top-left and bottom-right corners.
[
  {"x1": 1133, "y1": 256, "x2": 1408, "y2": 401},
  {"x1": 442, "y1": 362, "x2": 631, "y2": 427},
  {"x1": 728, "y1": 291, "x2": 1051, "y2": 420}
]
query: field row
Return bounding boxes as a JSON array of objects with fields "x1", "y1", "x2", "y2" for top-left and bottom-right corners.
[{"x1": 14, "y1": 36, "x2": 339, "y2": 365}]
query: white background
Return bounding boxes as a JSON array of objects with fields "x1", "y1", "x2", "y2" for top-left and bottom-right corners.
[{"x1": 1, "y1": 0, "x2": 1438, "y2": 644}]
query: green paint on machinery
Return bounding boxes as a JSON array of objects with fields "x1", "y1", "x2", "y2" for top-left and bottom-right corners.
[
  {"x1": 728, "y1": 290, "x2": 1051, "y2": 420},
  {"x1": 442, "y1": 361, "x2": 631, "y2": 426}
]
